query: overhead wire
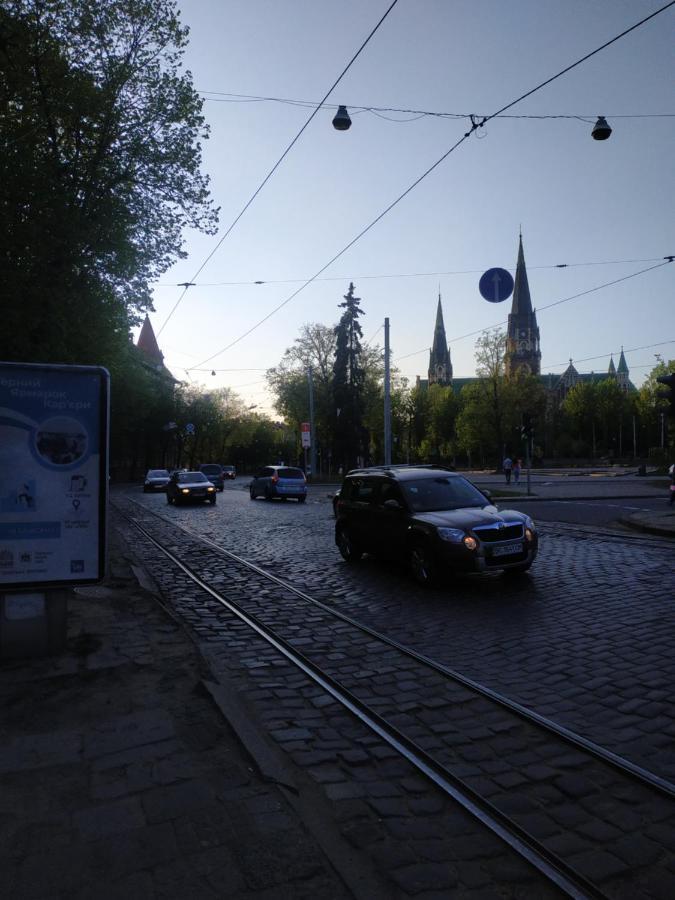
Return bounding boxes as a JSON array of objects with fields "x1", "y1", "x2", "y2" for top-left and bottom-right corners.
[
  {"x1": 156, "y1": 256, "x2": 670, "y2": 288},
  {"x1": 189, "y1": 0, "x2": 675, "y2": 370},
  {"x1": 156, "y1": 0, "x2": 401, "y2": 337},
  {"x1": 394, "y1": 260, "x2": 674, "y2": 361},
  {"x1": 200, "y1": 90, "x2": 675, "y2": 123}
]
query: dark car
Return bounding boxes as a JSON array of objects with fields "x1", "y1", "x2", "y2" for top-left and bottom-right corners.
[
  {"x1": 143, "y1": 468, "x2": 171, "y2": 492},
  {"x1": 166, "y1": 470, "x2": 217, "y2": 505},
  {"x1": 249, "y1": 466, "x2": 307, "y2": 502},
  {"x1": 199, "y1": 464, "x2": 225, "y2": 491},
  {"x1": 222, "y1": 465, "x2": 236, "y2": 480},
  {"x1": 334, "y1": 465, "x2": 537, "y2": 585}
]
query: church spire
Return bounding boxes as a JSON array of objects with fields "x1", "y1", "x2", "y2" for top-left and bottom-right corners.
[
  {"x1": 511, "y1": 234, "x2": 533, "y2": 316},
  {"x1": 137, "y1": 314, "x2": 164, "y2": 364},
  {"x1": 504, "y1": 234, "x2": 541, "y2": 377},
  {"x1": 428, "y1": 292, "x2": 453, "y2": 386}
]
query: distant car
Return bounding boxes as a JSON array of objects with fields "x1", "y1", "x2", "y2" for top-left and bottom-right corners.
[
  {"x1": 143, "y1": 469, "x2": 171, "y2": 492},
  {"x1": 222, "y1": 465, "x2": 236, "y2": 480},
  {"x1": 249, "y1": 466, "x2": 307, "y2": 502},
  {"x1": 199, "y1": 464, "x2": 225, "y2": 491},
  {"x1": 335, "y1": 465, "x2": 537, "y2": 585},
  {"x1": 166, "y1": 471, "x2": 217, "y2": 505}
]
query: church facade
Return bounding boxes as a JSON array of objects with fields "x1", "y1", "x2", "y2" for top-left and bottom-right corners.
[{"x1": 416, "y1": 236, "x2": 634, "y2": 398}]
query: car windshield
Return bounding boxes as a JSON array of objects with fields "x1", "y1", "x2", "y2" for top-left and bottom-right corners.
[
  {"x1": 401, "y1": 476, "x2": 487, "y2": 512},
  {"x1": 178, "y1": 472, "x2": 207, "y2": 483},
  {"x1": 200, "y1": 466, "x2": 221, "y2": 474},
  {"x1": 222, "y1": 466, "x2": 234, "y2": 472},
  {"x1": 148, "y1": 470, "x2": 169, "y2": 478},
  {"x1": 278, "y1": 468, "x2": 305, "y2": 480}
]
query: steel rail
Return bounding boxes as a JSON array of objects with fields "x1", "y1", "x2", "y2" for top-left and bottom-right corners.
[
  {"x1": 126, "y1": 511, "x2": 605, "y2": 900},
  {"x1": 125, "y1": 497, "x2": 675, "y2": 803}
]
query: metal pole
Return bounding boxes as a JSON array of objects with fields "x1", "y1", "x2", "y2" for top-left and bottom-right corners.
[
  {"x1": 307, "y1": 367, "x2": 317, "y2": 480},
  {"x1": 384, "y1": 317, "x2": 392, "y2": 466},
  {"x1": 661, "y1": 413, "x2": 665, "y2": 449},
  {"x1": 633, "y1": 415, "x2": 637, "y2": 458},
  {"x1": 526, "y1": 434, "x2": 532, "y2": 496}
]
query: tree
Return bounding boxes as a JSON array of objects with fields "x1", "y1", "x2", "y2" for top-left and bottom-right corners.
[
  {"x1": 333, "y1": 283, "x2": 366, "y2": 470},
  {"x1": 0, "y1": 0, "x2": 217, "y2": 365}
]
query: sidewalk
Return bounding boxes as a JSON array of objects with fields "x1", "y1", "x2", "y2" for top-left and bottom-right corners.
[{"x1": 0, "y1": 519, "x2": 351, "y2": 899}]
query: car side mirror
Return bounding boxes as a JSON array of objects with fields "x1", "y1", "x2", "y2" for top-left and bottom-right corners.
[
  {"x1": 383, "y1": 499, "x2": 403, "y2": 510},
  {"x1": 482, "y1": 490, "x2": 492, "y2": 502}
]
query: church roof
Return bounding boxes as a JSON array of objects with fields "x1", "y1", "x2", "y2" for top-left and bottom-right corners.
[
  {"x1": 431, "y1": 296, "x2": 449, "y2": 359},
  {"x1": 608, "y1": 356, "x2": 616, "y2": 375},
  {"x1": 137, "y1": 314, "x2": 164, "y2": 363},
  {"x1": 510, "y1": 235, "x2": 533, "y2": 316}
]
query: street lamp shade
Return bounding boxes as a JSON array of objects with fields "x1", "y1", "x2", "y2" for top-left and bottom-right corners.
[
  {"x1": 332, "y1": 105, "x2": 352, "y2": 131},
  {"x1": 592, "y1": 116, "x2": 612, "y2": 141}
]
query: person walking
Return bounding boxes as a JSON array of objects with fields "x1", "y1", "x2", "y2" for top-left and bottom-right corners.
[
  {"x1": 512, "y1": 458, "x2": 522, "y2": 485},
  {"x1": 502, "y1": 455, "x2": 513, "y2": 485}
]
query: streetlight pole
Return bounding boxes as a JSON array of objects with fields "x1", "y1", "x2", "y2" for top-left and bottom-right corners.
[
  {"x1": 384, "y1": 318, "x2": 391, "y2": 466},
  {"x1": 307, "y1": 367, "x2": 317, "y2": 479}
]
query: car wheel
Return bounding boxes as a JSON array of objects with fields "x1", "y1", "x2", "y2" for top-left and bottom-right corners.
[
  {"x1": 166, "y1": 495, "x2": 173, "y2": 504},
  {"x1": 249, "y1": 487, "x2": 256, "y2": 500},
  {"x1": 297, "y1": 496, "x2": 306, "y2": 504},
  {"x1": 409, "y1": 542, "x2": 438, "y2": 586},
  {"x1": 209, "y1": 497, "x2": 216, "y2": 505},
  {"x1": 503, "y1": 562, "x2": 532, "y2": 576},
  {"x1": 337, "y1": 526, "x2": 362, "y2": 562},
  {"x1": 264, "y1": 488, "x2": 272, "y2": 501}
]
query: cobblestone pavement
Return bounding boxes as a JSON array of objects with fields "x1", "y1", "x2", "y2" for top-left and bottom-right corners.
[
  {"x1": 125, "y1": 484, "x2": 675, "y2": 781},
  {"x1": 114, "y1": 484, "x2": 675, "y2": 897}
]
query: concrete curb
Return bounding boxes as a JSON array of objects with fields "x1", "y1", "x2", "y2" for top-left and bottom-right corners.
[{"x1": 617, "y1": 511, "x2": 675, "y2": 538}]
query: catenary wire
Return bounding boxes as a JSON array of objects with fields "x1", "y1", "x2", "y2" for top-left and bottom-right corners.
[
  {"x1": 200, "y1": 89, "x2": 675, "y2": 123},
  {"x1": 156, "y1": 0, "x2": 400, "y2": 337},
  {"x1": 188, "y1": 1, "x2": 675, "y2": 370},
  {"x1": 156, "y1": 256, "x2": 670, "y2": 288},
  {"x1": 394, "y1": 260, "x2": 674, "y2": 361}
]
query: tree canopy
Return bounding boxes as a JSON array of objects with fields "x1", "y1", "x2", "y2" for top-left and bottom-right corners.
[{"x1": 0, "y1": 0, "x2": 217, "y2": 364}]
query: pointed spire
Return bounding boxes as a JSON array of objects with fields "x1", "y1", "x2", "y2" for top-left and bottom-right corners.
[
  {"x1": 511, "y1": 234, "x2": 533, "y2": 316},
  {"x1": 137, "y1": 314, "x2": 164, "y2": 363},
  {"x1": 428, "y1": 293, "x2": 452, "y2": 385},
  {"x1": 608, "y1": 355, "x2": 616, "y2": 375},
  {"x1": 617, "y1": 346, "x2": 629, "y2": 374}
]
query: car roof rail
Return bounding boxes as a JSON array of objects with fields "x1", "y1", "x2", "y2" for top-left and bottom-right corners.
[{"x1": 345, "y1": 463, "x2": 457, "y2": 478}]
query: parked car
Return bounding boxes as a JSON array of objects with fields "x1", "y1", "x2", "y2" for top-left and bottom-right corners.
[
  {"x1": 335, "y1": 465, "x2": 537, "y2": 585},
  {"x1": 143, "y1": 469, "x2": 171, "y2": 492},
  {"x1": 199, "y1": 463, "x2": 225, "y2": 491},
  {"x1": 222, "y1": 465, "x2": 236, "y2": 480},
  {"x1": 249, "y1": 466, "x2": 307, "y2": 502},
  {"x1": 166, "y1": 470, "x2": 217, "y2": 505}
]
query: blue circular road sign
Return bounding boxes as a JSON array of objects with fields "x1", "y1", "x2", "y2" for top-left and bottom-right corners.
[{"x1": 479, "y1": 267, "x2": 514, "y2": 303}]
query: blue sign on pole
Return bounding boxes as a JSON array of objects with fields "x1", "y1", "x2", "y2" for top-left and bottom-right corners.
[
  {"x1": 185, "y1": 423, "x2": 195, "y2": 435},
  {"x1": 479, "y1": 267, "x2": 514, "y2": 303}
]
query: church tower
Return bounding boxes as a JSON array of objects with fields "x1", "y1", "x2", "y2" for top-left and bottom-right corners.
[
  {"x1": 504, "y1": 235, "x2": 541, "y2": 377},
  {"x1": 428, "y1": 293, "x2": 453, "y2": 386}
]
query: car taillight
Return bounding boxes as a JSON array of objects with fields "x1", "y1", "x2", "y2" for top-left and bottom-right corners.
[{"x1": 271, "y1": 474, "x2": 279, "y2": 483}]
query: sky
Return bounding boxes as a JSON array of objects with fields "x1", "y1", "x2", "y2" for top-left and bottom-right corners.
[{"x1": 144, "y1": 0, "x2": 675, "y2": 414}]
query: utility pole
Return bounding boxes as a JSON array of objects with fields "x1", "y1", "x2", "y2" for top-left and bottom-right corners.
[
  {"x1": 307, "y1": 367, "x2": 317, "y2": 479},
  {"x1": 384, "y1": 318, "x2": 391, "y2": 466}
]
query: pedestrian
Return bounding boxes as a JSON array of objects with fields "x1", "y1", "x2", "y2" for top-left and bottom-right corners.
[
  {"x1": 502, "y1": 455, "x2": 513, "y2": 485},
  {"x1": 669, "y1": 462, "x2": 675, "y2": 506},
  {"x1": 513, "y1": 458, "x2": 522, "y2": 485}
]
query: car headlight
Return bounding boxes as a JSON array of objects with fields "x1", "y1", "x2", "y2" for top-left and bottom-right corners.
[
  {"x1": 207, "y1": 486, "x2": 215, "y2": 492},
  {"x1": 524, "y1": 515, "x2": 536, "y2": 531},
  {"x1": 463, "y1": 535, "x2": 478, "y2": 550},
  {"x1": 437, "y1": 527, "x2": 465, "y2": 543},
  {"x1": 181, "y1": 488, "x2": 190, "y2": 494}
]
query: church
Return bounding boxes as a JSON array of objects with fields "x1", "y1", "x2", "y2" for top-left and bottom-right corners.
[{"x1": 416, "y1": 236, "x2": 634, "y2": 400}]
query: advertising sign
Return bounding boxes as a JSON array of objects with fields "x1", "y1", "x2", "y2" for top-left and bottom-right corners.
[
  {"x1": 300, "y1": 421, "x2": 311, "y2": 449},
  {"x1": 0, "y1": 362, "x2": 109, "y2": 590}
]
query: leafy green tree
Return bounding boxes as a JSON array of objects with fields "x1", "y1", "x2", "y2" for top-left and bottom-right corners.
[
  {"x1": 333, "y1": 283, "x2": 366, "y2": 470},
  {"x1": 0, "y1": 0, "x2": 217, "y2": 365}
]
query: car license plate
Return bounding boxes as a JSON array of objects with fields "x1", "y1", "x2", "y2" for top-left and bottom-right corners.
[{"x1": 491, "y1": 542, "x2": 522, "y2": 557}]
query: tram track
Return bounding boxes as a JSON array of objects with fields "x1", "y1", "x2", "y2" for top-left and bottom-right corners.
[{"x1": 118, "y1": 497, "x2": 675, "y2": 900}]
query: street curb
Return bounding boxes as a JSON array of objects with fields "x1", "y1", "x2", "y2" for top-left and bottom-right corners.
[{"x1": 617, "y1": 513, "x2": 675, "y2": 538}]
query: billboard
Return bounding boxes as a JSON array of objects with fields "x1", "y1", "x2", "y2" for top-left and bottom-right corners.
[{"x1": 0, "y1": 362, "x2": 109, "y2": 590}]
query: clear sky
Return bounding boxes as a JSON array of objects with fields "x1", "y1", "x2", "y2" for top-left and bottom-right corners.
[{"x1": 145, "y1": 0, "x2": 675, "y2": 413}]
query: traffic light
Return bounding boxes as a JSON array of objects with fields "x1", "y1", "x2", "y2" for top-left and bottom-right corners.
[
  {"x1": 521, "y1": 413, "x2": 534, "y2": 441},
  {"x1": 656, "y1": 373, "x2": 675, "y2": 417}
]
